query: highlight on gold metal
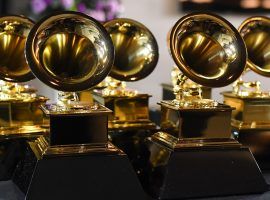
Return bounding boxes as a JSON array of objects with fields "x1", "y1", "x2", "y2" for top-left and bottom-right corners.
[
  {"x1": 166, "y1": 12, "x2": 246, "y2": 108},
  {"x1": 239, "y1": 16, "x2": 270, "y2": 77},
  {"x1": 101, "y1": 18, "x2": 158, "y2": 96},
  {"x1": 233, "y1": 16, "x2": 270, "y2": 97},
  {"x1": 26, "y1": 11, "x2": 114, "y2": 92},
  {"x1": 0, "y1": 15, "x2": 35, "y2": 83}
]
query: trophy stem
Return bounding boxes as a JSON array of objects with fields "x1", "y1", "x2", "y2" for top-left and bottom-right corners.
[
  {"x1": 100, "y1": 76, "x2": 138, "y2": 97},
  {"x1": 57, "y1": 91, "x2": 79, "y2": 107},
  {"x1": 173, "y1": 73, "x2": 202, "y2": 101},
  {"x1": 232, "y1": 68, "x2": 263, "y2": 96},
  {"x1": 172, "y1": 73, "x2": 217, "y2": 108}
]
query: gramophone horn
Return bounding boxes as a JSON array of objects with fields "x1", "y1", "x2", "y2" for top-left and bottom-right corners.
[
  {"x1": 169, "y1": 12, "x2": 247, "y2": 88},
  {"x1": 104, "y1": 18, "x2": 158, "y2": 81},
  {"x1": 239, "y1": 16, "x2": 270, "y2": 77},
  {"x1": 26, "y1": 11, "x2": 114, "y2": 92},
  {"x1": 0, "y1": 15, "x2": 35, "y2": 82}
]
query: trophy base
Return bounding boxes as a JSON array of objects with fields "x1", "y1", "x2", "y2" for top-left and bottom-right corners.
[
  {"x1": 0, "y1": 128, "x2": 47, "y2": 181},
  {"x1": 13, "y1": 137, "x2": 147, "y2": 200},
  {"x1": 109, "y1": 128, "x2": 156, "y2": 187},
  {"x1": 0, "y1": 138, "x2": 28, "y2": 181},
  {"x1": 93, "y1": 91, "x2": 153, "y2": 130},
  {"x1": 233, "y1": 128, "x2": 270, "y2": 170},
  {"x1": 146, "y1": 136, "x2": 268, "y2": 199}
]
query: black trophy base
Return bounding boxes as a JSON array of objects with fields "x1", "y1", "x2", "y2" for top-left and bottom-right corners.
[
  {"x1": 234, "y1": 128, "x2": 270, "y2": 170},
  {"x1": 109, "y1": 128, "x2": 155, "y2": 187},
  {"x1": 147, "y1": 140, "x2": 268, "y2": 199},
  {"x1": 0, "y1": 138, "x2": 28, "y2": 181},
  {"x1": 12, "y1": 138, "x2": 147, "y2": 200}
]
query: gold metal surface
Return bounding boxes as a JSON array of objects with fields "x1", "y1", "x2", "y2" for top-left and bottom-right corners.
[
  {"x1": 104, "y1": 18, "x2": 158, "y2": 82},
  {"x1": 231, "y1": 16, "x2": 270, "y2": 98},
  {"x1": 239, "y1": 16, "x2": 270, "y2": 77},
  {"x1": 170, "y1": 13, "x2": 246, "y2": 88},
  {"x1": 0, "y1": 15, "x2": 41, "y2": 103},
  {"x1": 28, "y1": 136, "x2": 120, "y2": 159},
  {"x1": 93, "y1": 91, "x2": 155, "y2": 130},
  {"x1": 223, "y1": 92, "x2": 270, "y2": 129},
  {"x1": 26, "y1": 11, "x2": 114, "y2": 92},
  {"x1": 0, "y1": 15, "x2": 35, "y2": 82},
  {"x1": 41, "y1": 103, "x2": 111, "y2": 116},
  {"x1": 99, "y1": 76, "x2": 138, "y2": 97},
  {"x1": 92, "y1": 18, "x2": 158, "y2": 129}
]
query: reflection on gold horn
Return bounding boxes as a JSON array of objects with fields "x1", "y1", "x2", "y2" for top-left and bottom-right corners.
[
  {"x1": 26, "y1": 13, "x2": 114, "y2": 93},
  {"x1": 0, "y1": 15, "x2": 35, "y2": 82},
  {"x1": 239, "y1": 16, "x2": 270, "y2": 77},
  {"x1": 169, "y1": 13, "x2": 246, "y2": 88},
  {"x1": 105, "y1": 18, "x2": 158, "y2": 82}
]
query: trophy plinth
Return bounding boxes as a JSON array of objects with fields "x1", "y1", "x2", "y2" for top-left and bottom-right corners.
[
  {"x1": 0, "y1": 16, "x2": 49, "y2": 181},
  {"x1": 42, "y1": 104, "x2": 110, "y2": 145},
  {"x1": 13, "y1": 104, "x2": 145, "y2": 200},
  {"x1": 12, "y1": 12, "x2": 146, "y2": 200},
  {"x1": 0, "y1": 97, "x2": 48, "y2": 134},
  {"x1": 93, "y1": 91, "x2": 155, "y2": 130},
  {"x1": 146, "y1": 12, "x2": 267, "y2": 199},
  {"x1": 222, "y1": 16, "x2": 270, "y2": 168}
]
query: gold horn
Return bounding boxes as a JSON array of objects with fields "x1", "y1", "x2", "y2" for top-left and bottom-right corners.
[
  {"x1": 0, "y1": 15, "x2": 35, "y2": 82},
  {"x1": 239, "y1": 16, "x2": 270, "y2": 77},
  {"x1": 26, "y1": 11, "x2": 114, "y2": 92},
  {"x1": 104, "y1": 18, "x2": 158, "y2": 81},
  {"x1": 170, "y1": 13, "x2": 246, "y2": 88}
]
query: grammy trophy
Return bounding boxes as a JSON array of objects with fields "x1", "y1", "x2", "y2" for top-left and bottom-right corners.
[
  {"x1": 145, "y1": 12, "x2": 267, "y2": 199},
  {"x1": 12, "y1": 11, "x2": 146, "y2": 200}
]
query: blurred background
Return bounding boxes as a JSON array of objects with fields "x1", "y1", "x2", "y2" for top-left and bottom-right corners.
[{"x1": 1, "y1": 0, "x2": 270, "y2": 108}]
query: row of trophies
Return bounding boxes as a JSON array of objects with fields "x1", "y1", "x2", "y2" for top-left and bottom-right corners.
[{"x1": 0, "y1": 11, "x2": 269, "y2": 200}]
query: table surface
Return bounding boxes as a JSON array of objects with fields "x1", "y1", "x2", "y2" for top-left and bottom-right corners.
[{"x1": 1, "y1": 173, "x2": 270, "y2": 200}]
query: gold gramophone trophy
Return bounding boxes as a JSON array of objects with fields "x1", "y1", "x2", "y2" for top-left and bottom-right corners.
[
  {"x1": 92, "y1": 18, "x2": 158, "y2": 179},
  {"x1": 93, "y1": 18, "x2": 158, "y2": 130},
  {"x1": 12, "y1": 11, "x2": 146, "y2": 200},
  {"x1": 0, "y1": 15, "x2": 48, "y2": 180},
  {"x1": 223, "y1": 16, "x2": 270, "y2": 168},
  {"x1": 145, "y1": 13, "x2": 267, "y2": 199}
]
